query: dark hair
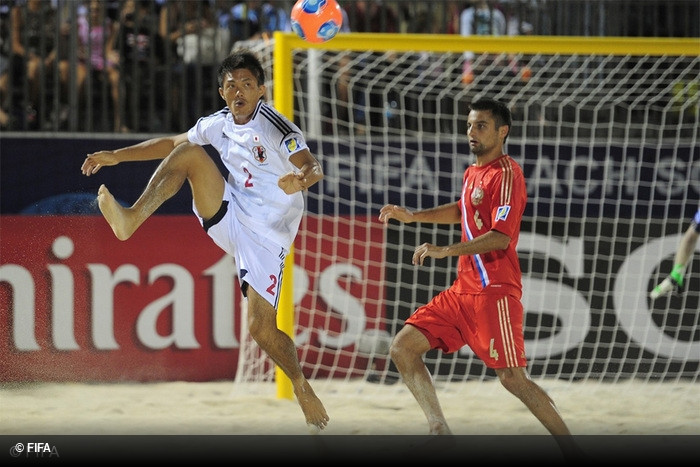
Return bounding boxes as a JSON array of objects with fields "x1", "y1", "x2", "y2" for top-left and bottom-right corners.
[
  {"x1": 469, "y1": 98, "x2": 512, "y2": 143},
  {"x1": 217, "y1": 50, "x2": 266, "y2": 88}
]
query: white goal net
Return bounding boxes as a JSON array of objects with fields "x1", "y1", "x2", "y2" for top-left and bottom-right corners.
[{"x1": 233, "y1": 34, "x2": 699, "y2": 393}]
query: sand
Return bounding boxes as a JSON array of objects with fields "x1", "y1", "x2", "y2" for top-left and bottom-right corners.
[
  {"x1": 1, "y1": 379, "x2": 698, "y2": 462},
  {"x1": 1, "y1": 379, "x2": 698, "y2": 435}
]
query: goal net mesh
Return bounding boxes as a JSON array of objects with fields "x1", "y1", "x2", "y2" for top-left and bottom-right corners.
[{"x1": 233, "y1": 34, "x2": 698, "y2": 393}]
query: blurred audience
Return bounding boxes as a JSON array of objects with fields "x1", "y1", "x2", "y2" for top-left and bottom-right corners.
[
  {"x1": 346, "y1": 0, "x2": 399, "y2": 33},
  {"x1": 77, "y1": 0, "x2": 122, "y2": 131},
  {"x1": 459, "y1": 0, "x2": 506, "y2": 84},
  {"x1": 459, "y1": 0, "x2": 531, "y2": 84},
  {"x1": 2, "y1": 0, "x2": 694, "y2": 133},
  {"x1": 502, "y1": 0, "x2": 533, "y2": 81},
  {"x1": 159, "y1": 0, "x2": 219, "y2": 129},
  {"x1": 0, "y1": 0, "x2": 10, "y2": 128},
  {"x1": 223, "y1": 1, "x2": 291, "y2": 47},
  {"x1": 116, "y1": 0, "x2": 165, "y2": 132},
  {"x1": 258, "y1": 1, "x2": 292, "y2": 38},
  {"x1": 10, "y1": 0, "x2": 61, "y2": 129}
]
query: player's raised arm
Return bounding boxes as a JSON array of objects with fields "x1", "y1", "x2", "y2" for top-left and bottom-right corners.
[
  {"x1": 81, "y1": 133, "x2": 190, "y2": 176},
  {"x1": 380, "y1": 201, "x2": 461, "y2": 225}
]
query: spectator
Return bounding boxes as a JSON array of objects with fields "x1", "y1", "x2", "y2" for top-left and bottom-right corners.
[
  {"x1": 223, "y1": 1, "x2": 291, "y2": 47},
  {"x1": 501, "y1": 0, "x2": 533, "y2": 81},
  {"x1": 227, "y1": 1, "x2": 262, "y2": 45},
  {"x1": 160, "y1": 0, "x2": 218, "y2": 67},
  {"x1": 0, "y1": 0, "x2": 10, "y2": 128},
  {"x1": 159, "y1": 0, "x2": 218, "y2": 130},
  {"x1": 346, "y1": 0, "x2": 399, "y2": 33},
  {"x1": 212, "y1": 0, "x2": 235, "y2": 53},
  {"x1": 10, "y1": 0, "x2": 60, "y2": 129},
  {"x1": 258, "y1": 1, "x2": 292, "y2": 39},
  {"x1": 445, "y1": 1, "x2": 464, "y2": 35},
  {"x1": 115, "y1": 0, "x2": 165, "y2": 132},
  {"x1": 459, "y1": 0, "x2": 506, "y2": 84},
  {"x1": 77, "y1": 0, "x2": 122, "y2": 131}
]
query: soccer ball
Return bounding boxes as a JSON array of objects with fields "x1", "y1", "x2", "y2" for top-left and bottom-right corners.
[{"x1": 290, "y1": 0, "x2": 343, "y2": 43}]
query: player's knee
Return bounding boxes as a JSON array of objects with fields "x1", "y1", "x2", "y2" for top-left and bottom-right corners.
[
  {"x1": 498, "y1": 375, "x2": 515, "y2": 394},
  {"x1": 390, "y1": 326, "x2": 431, "y2": 366},
  {"x1": 247, "y1": 303, "x2": 277, "y2": 345},
  {"x1": 389, "y1": 334, "x2": 414, "y2": 367},
  {"x1": 247, "y1": 311, "x2": 271, "y2": 341},
  {"x1": 247, "y1": 318, "x2": 274, "y2": 350},
  {"x1": 496, "y1": 367, "x2": 526, "y2": 394},
  {"x1": 388, "y1": 339, "x2": 401, "y2": 363}
]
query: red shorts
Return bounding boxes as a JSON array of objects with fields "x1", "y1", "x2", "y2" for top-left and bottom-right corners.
[{"x1": 405, "y1": 288, "x2": 526, "y2": 369}]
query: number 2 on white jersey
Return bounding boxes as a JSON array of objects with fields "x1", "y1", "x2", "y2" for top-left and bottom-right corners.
[{"x1": 243, "y1": 167, "x2": 253, "y2": 187}]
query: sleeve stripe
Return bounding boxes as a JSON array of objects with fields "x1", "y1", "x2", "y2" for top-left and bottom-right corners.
[
  {"x1": 498, "y1": 157, "x2": 514, "y2": 205},
  {"x1": 259, "y1": 104, "x2": 295, "y2": 140}
]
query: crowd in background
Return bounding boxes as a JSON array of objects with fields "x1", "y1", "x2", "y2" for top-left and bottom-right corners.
[{"x1": 0, "y1": 0, "x2": 697, "y2": 133}]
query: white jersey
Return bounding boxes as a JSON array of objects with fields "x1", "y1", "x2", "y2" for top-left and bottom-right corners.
[{"x1": 188, "y1": 100, "x2": 307, "y2": 250}]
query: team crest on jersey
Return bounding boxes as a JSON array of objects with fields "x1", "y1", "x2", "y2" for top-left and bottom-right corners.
[
  {"x1": 471, "y1": 187, "x2": 484, "y2": 206},
  {"x1": 495, "y1": 205, "x2": 511, "y2": 221},
  {"x1": 252, "y1": 145, "x2": 267, "y2": 163},
  {"x1": 284, "y1": 137, "x2": 301, "y2": 154}
]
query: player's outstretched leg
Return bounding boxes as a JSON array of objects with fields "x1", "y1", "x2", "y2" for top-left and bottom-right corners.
[
  {"x1": 246, "y1": 288, "x2": 329, "y2": 430},
  {"x1": 97, "y1": 184, "x2": 139, "y2": 241},
  {"x1": 97, "y1": 143, "x2": 215, "y2": 241},
  {"x1": 390, "y1": 325, "x2": 452, "y2": 435}
]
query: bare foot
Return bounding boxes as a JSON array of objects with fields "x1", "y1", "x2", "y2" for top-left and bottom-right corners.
[
  {"x1": 293, "y1": 380, "x2": 329, "y2": 431},
  {"x1": 97, "y1": 184, "x2": 136, "y2": 241}
]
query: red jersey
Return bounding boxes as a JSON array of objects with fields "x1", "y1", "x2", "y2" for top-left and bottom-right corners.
[{"x1": 451, "y1": 154, "x2": 526, "y2": 298}]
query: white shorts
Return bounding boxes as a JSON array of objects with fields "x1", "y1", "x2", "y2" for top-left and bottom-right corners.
[{"x1": 193, "y1": 192, "x2": 287, "y2": 310}]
